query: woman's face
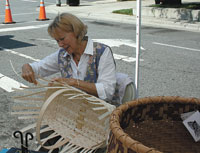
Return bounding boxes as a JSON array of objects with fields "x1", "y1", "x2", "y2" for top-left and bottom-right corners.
[{"x1": 54, "y1": 29, "x2": 79, "y2": 55}]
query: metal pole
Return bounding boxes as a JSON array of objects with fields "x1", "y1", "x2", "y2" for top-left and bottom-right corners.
[{"x1": 135, "y1": 0, "x2": 141, "y2": 99}]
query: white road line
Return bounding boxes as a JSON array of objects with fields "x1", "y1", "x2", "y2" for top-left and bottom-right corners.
[
  {"x1": 37, "y1": 38, "x2": 57, "y2": 44},
  {"x1": 113, "y1": 53, "x2": 143, "y2": 62},
  {"x1": 93, "y1": 39, "x2": 144, "y2": 62},
  {"x1": 12, "y1": 12, "x2": 38, "y2": 16},
  {"x1": 1, "y1": 47, "x2": 40, "y2": 62},
  {"x1": 44, "y1": 2, "x2": 55, "y2": 4},
  {"x1": 21, "y1": 0, "x2": 37, "y2": 2},
  {"x1": 0, "y1": 12, "x2": 38, "y2": 17},
  {"x1": 21, "y1": 0, "x2": 54, "y2": 4},
  {"x1": 0, "y1": 47, "x2": 38, "y2": 92},
  {"x1": 153, "y1": 42, "x2": 200, "y2": 52},
  {"x1": 0, "y1": 73, "x2": 27, "y2": 92},
  {"x1": 0, "y1": 24, "x2": 48, "y2": 32},
  {"x1": 93, "y1": 39, "x2": 145, "y2": 50}
]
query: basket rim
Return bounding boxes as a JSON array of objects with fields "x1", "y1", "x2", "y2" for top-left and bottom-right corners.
[{"x1": 109, "y1": 96, "x2": 200, "y2": 153}]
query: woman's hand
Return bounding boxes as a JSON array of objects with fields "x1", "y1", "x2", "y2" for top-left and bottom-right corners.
[
  {"x1": 22, "y1": 64, "x2": 37, "y2": 85},
  {"x1": 50, "y1": 77, "x2": 98, "y2": 97},
  {"x1": 50, "y1": 77, "x2": 76, "y2": 86}
]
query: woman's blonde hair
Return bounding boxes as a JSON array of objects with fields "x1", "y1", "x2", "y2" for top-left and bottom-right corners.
[{"x1": 48, "y1": 13, "x2": 88, "y2": 43}]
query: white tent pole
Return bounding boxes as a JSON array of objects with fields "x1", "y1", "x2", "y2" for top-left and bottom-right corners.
[{"x1": 135, "y1": 0, "x2": 141, "y2": 99}]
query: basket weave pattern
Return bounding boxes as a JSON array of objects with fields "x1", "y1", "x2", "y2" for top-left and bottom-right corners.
[
  {"x1": 12, "y1": 80, "x2": 116, "y2": 153},
  {"x1": 38, "y1": 88, "x2": 110, "y2": 149},
  {"x1": 107, "y1": 96, "x2": 200, "y2": 153}
]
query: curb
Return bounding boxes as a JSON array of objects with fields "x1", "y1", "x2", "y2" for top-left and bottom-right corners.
[{"x1": 137, "y1": 6, "x2": 200, "y2": 22}]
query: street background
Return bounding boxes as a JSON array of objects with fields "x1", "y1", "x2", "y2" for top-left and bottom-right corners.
[{"x1": 0, "y1": 0, "x2": 200, "y2": 151}]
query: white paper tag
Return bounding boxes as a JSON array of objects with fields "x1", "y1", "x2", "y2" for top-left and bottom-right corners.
[
  {"x1": 182, "y1": 110, "x2": 200, "y2": 142},
  {"x1": 181, "y1": 111, "x2": 196, "y2": 120}
]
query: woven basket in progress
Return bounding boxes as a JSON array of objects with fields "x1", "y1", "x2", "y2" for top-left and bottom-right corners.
[
  {"x1": 107, "y1": 96, "x2": 200, "y2": 153},
  {"x1": 11, "y1": 78, "x2": 116, "y2": 153}
]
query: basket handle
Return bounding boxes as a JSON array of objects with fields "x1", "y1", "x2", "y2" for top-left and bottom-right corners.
[{"x1": 36, "y1": 88, "x2": 70, "y2": 150}]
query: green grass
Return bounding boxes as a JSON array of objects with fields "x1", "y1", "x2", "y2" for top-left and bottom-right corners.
[{"x1": 112, "y1": 8, "x2": 133, "y2": 15}]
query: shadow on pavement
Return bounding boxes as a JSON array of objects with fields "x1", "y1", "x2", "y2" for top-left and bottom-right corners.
[{"x1": 0, "y1": 35, "x2": 35, "y2": 50}]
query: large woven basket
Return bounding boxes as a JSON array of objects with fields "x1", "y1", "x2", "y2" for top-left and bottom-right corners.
[
  {"x1": 11, "y1": 78, "x2": 116, "y2": 153},
  {"x1": 107, "y1": 96, "x2": 200, "y2": 153}
]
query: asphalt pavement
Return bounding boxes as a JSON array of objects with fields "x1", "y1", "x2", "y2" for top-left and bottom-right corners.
[{"x1": 45, "y1": 0, "x2": 200, "y2": 32}]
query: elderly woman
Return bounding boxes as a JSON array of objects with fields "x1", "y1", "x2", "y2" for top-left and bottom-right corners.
[{"x1": 22, "y1": 13, "x2": 116, "y2": 102}]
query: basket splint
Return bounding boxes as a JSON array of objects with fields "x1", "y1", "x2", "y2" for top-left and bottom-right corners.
[{"x1": 11, "y1": 77, "x2": 116, "y2": 153}]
